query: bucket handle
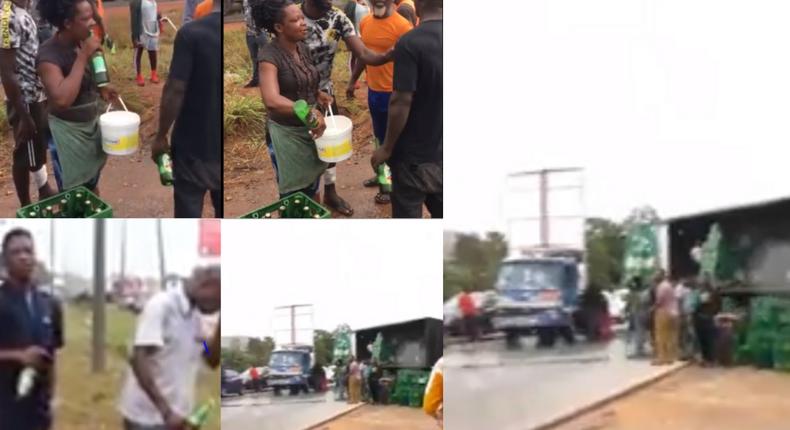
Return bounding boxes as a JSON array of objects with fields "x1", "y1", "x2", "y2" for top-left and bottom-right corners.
[
  {"x1": 326, "y1": 102, "x2": 337, "y2": 129},
  {"x1": 106, "y1": 95, "x2": 129, "y2": 113}
]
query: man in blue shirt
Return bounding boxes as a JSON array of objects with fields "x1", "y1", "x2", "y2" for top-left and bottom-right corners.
[{"x1": 0, "y1": 228, "x2": 64, "y2": 430}]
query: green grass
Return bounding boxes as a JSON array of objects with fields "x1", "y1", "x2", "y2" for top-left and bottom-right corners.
[
  {"x1": 101, "y1": 4, "x2": 180, "y2": 115},
  {"x1": 56, "y1": 303, "x2": 219, "y2": 430}
]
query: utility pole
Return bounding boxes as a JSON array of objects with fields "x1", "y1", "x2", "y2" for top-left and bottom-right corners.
[
  {"x1": 120, "y1": 220, "x2": 127, "y2": 281},
  {"x1": 92, "y1": 219, "x2": 106, "y2": 373},
  {"x1": 50, "y1": 219, "x2": 55, "y2": 294},
  {"x1": 157, "y1": 219, "x2": 166, "y2": 291}
]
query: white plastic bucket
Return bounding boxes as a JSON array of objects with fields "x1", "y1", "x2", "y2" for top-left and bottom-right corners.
[
  {"x1": 100, "y1": 98, "x2": 140, "y2": 155},
  {"x1": 314, "y1": 114, "x2": 353, "y2": 163}
]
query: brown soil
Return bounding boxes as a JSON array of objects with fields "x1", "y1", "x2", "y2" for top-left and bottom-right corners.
[
  {"x1": 310, "y1": 405, "x2": 439, "y2": 430},
  {"x1": 552, "y1": 366, "x2": 790, "y2": 430}
]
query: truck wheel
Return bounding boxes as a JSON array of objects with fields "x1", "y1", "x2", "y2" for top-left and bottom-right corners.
[
  {"x1": 289, "y1": 386, "x2": 299, "y2": 396},
  {"x1": 536, "y1": 328, "x2": 557, "y2": 348},
  {"x1": 505, "y1": 330, "x2": 521, "y2": 349},
  {"x1": 273, "y1": 387, "x2": 282, "y2": 396}
]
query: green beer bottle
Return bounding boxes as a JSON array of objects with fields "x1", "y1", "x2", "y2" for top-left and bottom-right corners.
[
  {"x1": 293, "y1": 100, "x2": 319, "y2": 129},
  {"x1": 186, "y1": 399, "x2": 215, "y2": 427},
  {"x1": 377, "y1": 164, "x2": 393, "y2": 193},
  {"x1": 157, "y1": 154, "x2": 174, "y2": 186},
  {"x1": 89, "y1": 31, "x2": 110, "y2": 87}
]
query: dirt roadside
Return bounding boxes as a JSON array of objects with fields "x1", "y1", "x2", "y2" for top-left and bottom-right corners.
[
  {"x1": 308, "y1": 405, "x2": 440, "y2": 430},
  {"x1": 552, "y1": 366, "x2": 790, "y2": 430}
]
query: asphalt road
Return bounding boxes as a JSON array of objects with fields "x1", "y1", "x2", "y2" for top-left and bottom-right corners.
[
  {"x1": 221, "y1": 390, "x2": 358, "y2": 430},
  {"x1": 444, "y1": 335, "x2": 684, "y2": 430}
]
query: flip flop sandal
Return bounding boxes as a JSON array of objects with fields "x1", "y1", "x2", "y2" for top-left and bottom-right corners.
[
  {"x1": 375, "y1": 193, "x2": 391, "y2": 205},
  {"x1": 328, "y1": 198, "x2": 354, "y2": 217},
  {"x1": 363, "y1": 177, "x2": 378, "y2": 188}
]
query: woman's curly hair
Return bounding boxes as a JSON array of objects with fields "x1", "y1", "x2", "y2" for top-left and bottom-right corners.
[
  {"x1": 250, "y1": 0, "x2": 295, "y2": 36},
  {"x1": 37, "y1": 0, "x2": 91, "y2": 30}
]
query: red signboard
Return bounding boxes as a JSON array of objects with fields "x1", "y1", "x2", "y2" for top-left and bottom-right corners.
[{"x1": 199, "y1": 220, "x2": 220, "y2": 256}]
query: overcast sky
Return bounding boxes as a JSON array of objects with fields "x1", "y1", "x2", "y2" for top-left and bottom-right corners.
[
  {"x1": 445, "y1": 0, "x2": 790, "y2": 234},
  {"x1": 221, "y1": 221, "x2": 443, "y2": 338},
  {"x1": 0, "y1": 219, "x2": 209, "y2": 279}
]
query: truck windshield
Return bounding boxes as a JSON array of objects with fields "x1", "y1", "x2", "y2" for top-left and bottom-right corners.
[
  {"x1": 496, "y1": 262, "x2": 565, "y2": 290},
  {"x1": 270, "y1": 352, "x2": 302, "y2": 367}
]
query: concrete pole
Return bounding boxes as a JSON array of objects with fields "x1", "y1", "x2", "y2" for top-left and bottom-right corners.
[{"x1": 92, "y1": 219, "x2": 106, "y2": 373}]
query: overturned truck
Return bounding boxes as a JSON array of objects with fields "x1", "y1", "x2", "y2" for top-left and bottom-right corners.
[{"x1": 661, "y1": 197, "x2": 790, "y2": 296}]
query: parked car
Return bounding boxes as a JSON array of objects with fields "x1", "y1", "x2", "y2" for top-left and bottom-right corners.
[
  {"x1": 443, "y1": 290, "x2": 497, "y2": 336},
  {"x1": 221, "y1": 368, "x2": 243, "y2": 397}
]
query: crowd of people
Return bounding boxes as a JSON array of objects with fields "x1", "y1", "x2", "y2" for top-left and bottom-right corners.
[
  {"x1": 332, "y1": 355, "x2": 386, "y2": 404},
  {"x1": 0, "y1": 228, "x2": 222, "y2": 430},
  {"x1": 246, "y1": 0, "x2": 443, "y2": 218},
  {"x1": 0, "y1": 0, "x2": 221, "y2": 218},
  {"x1": 332, "y1": 354, "x2": 443, "y2": 426},
  {"x1": 626, "y1": 270, "x2": 726, "y2": 367}
]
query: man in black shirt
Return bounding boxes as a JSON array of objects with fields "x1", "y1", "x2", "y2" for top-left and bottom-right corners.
[
  {"x1": 0, "y1": 228, "x2": 64, "y2": 430},
  {"x1": 371, "y1": 0, "x2": 442, "y2": 218},
  {"x1": 153, "y1": 0, "x2": 221, "y2": 218}
]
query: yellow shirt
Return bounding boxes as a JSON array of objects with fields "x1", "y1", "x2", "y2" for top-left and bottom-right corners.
[{"x1": 423, "y1": 357, "x2": 443, "y2": 424}]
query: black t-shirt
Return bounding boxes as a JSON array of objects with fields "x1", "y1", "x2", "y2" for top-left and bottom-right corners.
[
  {"x1": 390, "y1": 20, "x2": 443, "y2": 165},
  {"x1": 169, "y1": 11, "x2": 222, "y2": 190},
  {"x1": 0, "y1": 284, "x2": 63, "y2": 427},
  {"x1": 37, "y1": 36, "x2": 99, "y2": 122},
  {"x1": 258, "y1": 41, "x2": 320, "y2": 127}
]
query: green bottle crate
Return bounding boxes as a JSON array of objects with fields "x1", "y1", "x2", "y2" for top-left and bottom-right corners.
[
  {"x1": 239, "y1": 192, "x2": 330, "y2": 219},
  {"x1": 17, "y1": 186, "x2": 112, "y2": 218}
]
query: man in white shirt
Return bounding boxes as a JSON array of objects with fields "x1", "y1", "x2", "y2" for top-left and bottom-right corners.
[{"x1": 119, "y1": 265, "x2": 220, "y2": 430}]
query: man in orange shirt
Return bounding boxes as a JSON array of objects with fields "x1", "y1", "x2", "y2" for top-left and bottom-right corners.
[
  {"x1": 458, "y1": 287, "x2": 478, "y2": 342},
  {"x1": 347, "y1": 0, "x2": 411, "y2": 204}
]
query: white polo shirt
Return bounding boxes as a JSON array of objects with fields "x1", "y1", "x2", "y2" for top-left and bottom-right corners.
[{"x1": 119, "y1": 286, "x2": 205, "y2": 425}]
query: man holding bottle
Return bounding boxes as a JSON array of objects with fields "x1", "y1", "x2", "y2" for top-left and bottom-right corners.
[
  {"x1": 153, "y1": 0, "x2": 221, "y2": 218},
  {"x1": 347, "y1": 0, "x2": 413, "y2": 205},
  {"x1": 119, "y1": 265, "x2": 221, "y2": 430},
  {"x1": 0, "y1": 228, "x2": 64, "y2": 430}
]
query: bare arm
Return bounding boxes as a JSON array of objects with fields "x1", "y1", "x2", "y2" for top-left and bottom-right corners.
[
  {"x1": 259, "y1": 62, "x2": 297, "y2": 117},
  {"x1": 130, "y1": 346, "x2": 174, "y2": 418},
  {"x1": 372, "y1": 90, "x2": 412, "y2": 168},
  {"x1": 151, "y1": 78, "x2": 186, "y2": 161},
  {"x1": 203, "y1": 319, "x2": 220, "y2": 368},
  {"x1": 0, "y1": 49, "x2": 29, "y2": 118},
  {"x1": 155, "y1": 78, "x2": 187, "y2": 141},
  {"x1": 37, "y1": 37, "x2": 99, "y2": 111},
  {"x1": 381, "y1": 90, "x2": 413, "y2": 152},
  {"x1": 346, "y1": 57, "x2": 365, "y2": 95},
  {"x1": 344, "y1": 36, "x2": 391, "y2": 67}
]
